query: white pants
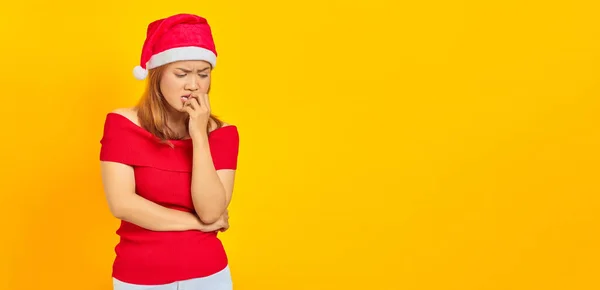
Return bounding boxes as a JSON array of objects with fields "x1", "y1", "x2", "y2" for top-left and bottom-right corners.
[{"x1": 113, "y1": 265, "x2": 232, "y2": 290}]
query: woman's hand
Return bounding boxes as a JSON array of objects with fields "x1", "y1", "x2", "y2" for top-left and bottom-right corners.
[
  {"x1": 218, "y1": 209, "x2": 230, "y2": 232},
  {"x1": 183, "y1": 93, "x2": 211, "y2": 141}
]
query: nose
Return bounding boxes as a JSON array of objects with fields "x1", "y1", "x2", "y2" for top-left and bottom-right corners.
[{"x1": 185, "y1": 78, "x2": 199, "y2": 91}]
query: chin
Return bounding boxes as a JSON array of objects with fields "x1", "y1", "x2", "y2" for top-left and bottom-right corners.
[{"x1": 165, "y1": 102, "x2": 186, "y2": 113}]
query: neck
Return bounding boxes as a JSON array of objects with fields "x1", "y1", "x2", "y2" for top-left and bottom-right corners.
[{"x1": 166, "y1": 107, "x2": 190, "y2": 139}]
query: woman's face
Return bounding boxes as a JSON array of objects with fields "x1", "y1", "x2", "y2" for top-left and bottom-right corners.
[{"x1": 160, "y1": 60, "x2": 212, "y2": 112}]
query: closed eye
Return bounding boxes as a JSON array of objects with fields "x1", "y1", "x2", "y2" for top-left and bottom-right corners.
[{"x1": 175, "y1": 73, "x2": 209, "y2": 78}]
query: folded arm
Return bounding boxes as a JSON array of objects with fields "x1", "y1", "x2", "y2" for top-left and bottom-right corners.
[{"x1": 100, "y1": 161, "x2": 224, "y2": 232}]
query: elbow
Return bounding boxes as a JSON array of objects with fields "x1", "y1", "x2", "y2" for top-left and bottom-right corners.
[
  {"x1": 196, "y1": 202, "x2": 226, "y2": 224},
  {"x1": 192, "y1": 191, "x2": 227, "y2": 224},
  {"x1": 111, "y1": 209, "x2": 126, "y2": 220},
  {"x1": 197, "y1": 210, "x2": 222, "y2": 224},
  {"x1": 112, "y1": 209, "x2": 127, "y2": 220},
  {"x1": 108, "y1": 203, "x2": 128, "y2": 220}
]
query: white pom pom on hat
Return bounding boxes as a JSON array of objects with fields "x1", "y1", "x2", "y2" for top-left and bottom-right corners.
[
  {"x1": 132, "y1": 13, "x2": 218, "y2": 80},
  {"x1": 133, "y1": 65, "x2": 148, "y2": 80}
]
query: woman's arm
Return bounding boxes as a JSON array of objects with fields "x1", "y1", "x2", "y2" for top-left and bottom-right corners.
[
  {"x1": 190, "y1": 137, "x2": 231, "y2": 224},
  {"x1": 217, "y1": 169, "x2": 236, "y2": 207},
  {"x1": 183, "y1": 96, "x2": 238, "y2": 224},
  {"x1": 101, "y1": 161, "x2": 225, "y2": 232}
]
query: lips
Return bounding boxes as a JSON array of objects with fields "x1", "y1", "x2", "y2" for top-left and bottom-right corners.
[{"x1": 181, "y1": 95, "x2": 190, "y2": 102}]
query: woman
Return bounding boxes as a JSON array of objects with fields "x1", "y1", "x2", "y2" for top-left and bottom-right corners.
[{"x1": 99, "y1": 13, "x2": 239, "y2": 290}]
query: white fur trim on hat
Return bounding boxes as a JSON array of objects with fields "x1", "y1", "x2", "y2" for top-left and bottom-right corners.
[{"x1": 147, "y1": 46, "x2": 217, "y2": 70}]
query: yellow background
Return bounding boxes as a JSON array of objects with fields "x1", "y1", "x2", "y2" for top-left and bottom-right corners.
[{"x1": 1, "y1": 1, "x2": 599, "y2": 289}]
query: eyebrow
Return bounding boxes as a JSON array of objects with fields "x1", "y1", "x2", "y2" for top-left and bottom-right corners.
[{"x1": 176, "y1": 67, "x2": 210, "y2": 73}]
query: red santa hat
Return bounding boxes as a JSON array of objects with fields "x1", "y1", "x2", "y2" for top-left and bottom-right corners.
[{"x1": 133, "y1": 13, "x2": 218, "y2": 80}]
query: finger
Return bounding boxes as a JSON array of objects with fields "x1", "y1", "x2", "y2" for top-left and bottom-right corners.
[
  {"x1": 183, "y1": 95, "x2": 194, "y2": 107},
  {"x1": 183, "y1": 105, "x2": 195, "y2": 115},
  {"x1": 187, "y1": 96, "x2": 200, "y2": 110},
  {"x1": 203, "y1": 94, "x2": 211, "y2": 111},
  {"x1": 197, "y1": 93, "x2": 208, "y2": 111}
]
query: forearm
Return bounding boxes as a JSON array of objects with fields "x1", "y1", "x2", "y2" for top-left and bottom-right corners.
[
  {"x1": 114, "y1": 193, "x2": 205, "y2": 232},
  {"x1": 190, "y1": 137, "x2": 228, "y2": 223}
]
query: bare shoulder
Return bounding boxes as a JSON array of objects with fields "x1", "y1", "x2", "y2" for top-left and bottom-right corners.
[
  {"x1": 209, "y1": 118, "x2": 235, "y2": 133},
  {"x1": 111, "y1": 107, "x2": 140, "y2": 126}
]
